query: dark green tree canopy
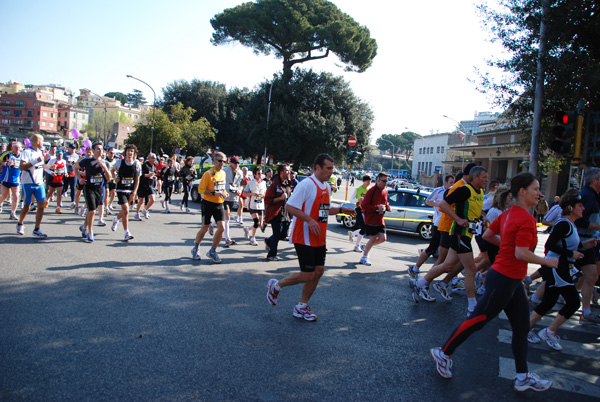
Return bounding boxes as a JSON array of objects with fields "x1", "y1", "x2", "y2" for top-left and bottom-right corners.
[
  {"x1": 127, "y1": 89, "x2": 147, "y2": 108},
  {"x1": 377, "y1": 132, "x2": 420, "y2": 158},
  {"x1": 104, "y1": 92, "x2": 128, "y2": 105},
  {"x1": 211, "y1": 0, "x2": 377, "y2": 80}
]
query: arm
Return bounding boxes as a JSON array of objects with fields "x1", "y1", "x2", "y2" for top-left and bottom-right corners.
[
  {"x1": 286, "y1": 204, "x2": 321, "y2": 235},
  {"x1": 482, "y1": 227, "x2": 501, "y2": 246},
  {"x1": 438, "y1": 200, "x2": 468, "y2": 227},
  {"x1": 515, "y1": 247, "x2": 558, "y2": 268},
  {"x1": 544, "y1": 221, "x2": 576, "y2": 258}
]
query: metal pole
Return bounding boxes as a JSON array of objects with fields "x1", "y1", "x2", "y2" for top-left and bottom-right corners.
[
  {"x1": 126, "y1": 75, "x2": 156, "y2": 154},
  {"x1": 263, "y1": 80, "x2": 273, "y2": 169},
  {"x1": 530, "y1": 0, "x2": 550, "y2": 176}
]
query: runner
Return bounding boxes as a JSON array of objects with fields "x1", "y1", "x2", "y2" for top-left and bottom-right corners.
[
  {"x1": 413, "y1": 166, "x2": 488, "y2": 316},
  {"x1": 160, "y1": 158, "x2": 177, "y2": 213},
  {"x1": 235, "y1": 166, "x2": 249, "y2": 225},
  {"x1": 242, "y1": 166, "x2": 266, "y2": 246},
  {"x1": 430, "y1": 172, "x2": 555, "y2": 392},
  {"x1": 409, "y1": 175, "x2": 455, "y2": 278},
  {"x1": 74, "y1": 142, "x2": 112, "y2": 242},
  {"x1": 74, "y1": 147, "x2": 93, "y2": 216},
  {"x1": 191, "y1": 152, "x2": 229, "y2": 263},
  {"x1": 266, "y1": 154, "x2": 355, "y2": 321},
  {"x1": 17, "y1": 134, "x2": 53, "y2": 237},
  {"x1": 528, "y1": 189, "x2": 596, "y2": 351},
  {"x1": 110, "y1": 144, "x2": 141, "y2": 241},
  {"x1": 358, "y1": 172, "x2": 391, "y2": 266},
  {"x1": 264, "y1": 164, "x2": 292, "y2": 261},
  {"x1": 179, "y1": 156, "x2": 197, "y2": 213},
  {"x1": 155, "y1": 156, "x2": 166, "y2": 197},
  {"x1": 45, "y1": 150, "x2": 67, "y2": 214},
  {"x1": 347, "y1": 174, "x2": 373, "y2": 253},
  {"x1": 62, "y1": 144, "x2": 79, "y2": 208},
  {"x1": 104, "y1": 147, "x2": 118, "y2": 215},
  {"x1": 0, "y1": 141, "x2": 22, "y2": 220},
  {"x1": 135, "y1": 153, "x2": 157, "y2": 221},
  {"x1": 222, "y1": 156, "x2": 244, "y2": 247}
]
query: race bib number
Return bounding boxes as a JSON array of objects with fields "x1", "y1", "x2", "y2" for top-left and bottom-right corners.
[
  {"x1": 90, "y1": 175, "x2": 103, "y2": 184},
  {"x1": 318, "y1": 203, "x2": 330, "y2": 223},
  {"x1": 122, "y1": 178, "x2": 134, "y2": 185},
  {"x1": 167, "y1": 176, "x2": 175, "y2": 182},
  {"x1": 214, "y1": 180, "x2": 226, "y2": 192}
]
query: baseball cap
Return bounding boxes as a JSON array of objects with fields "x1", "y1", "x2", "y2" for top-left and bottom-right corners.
[
  {"x1": 362, "y1": 175, "x2": 372, "y2": 181},
  {"x1": 56, "y1": 150, "x2": 63, "y2": 155},
  {"x1": 230, "y1": 156, "x2": 240, "y2": 163},
  {"x1": 68, "y1": 143, "x2": 77, "y2": 148},
  {"x1": 463, "y1": 162, "x2": 478, "y2": 175}
]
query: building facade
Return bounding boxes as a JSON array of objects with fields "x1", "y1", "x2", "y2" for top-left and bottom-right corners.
[{"x1": 0, "y1": 92, "x2": 59, "y2": 134}]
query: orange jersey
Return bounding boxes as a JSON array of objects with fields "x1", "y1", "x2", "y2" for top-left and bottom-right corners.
[
  {"x1": 437, "y1": 179, "x2": 466, "y2": 233},
  {"x1": 289, "y1": 176, "x2": 330, "y2": 247}
]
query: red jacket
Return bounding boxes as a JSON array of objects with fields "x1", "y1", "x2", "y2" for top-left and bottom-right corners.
[
  {"x1": 264, "y1": 176, "x2": 291, "y2": 223},
  {"x1": 362, "y1": 185, "x2": 390, "y2": 226}
]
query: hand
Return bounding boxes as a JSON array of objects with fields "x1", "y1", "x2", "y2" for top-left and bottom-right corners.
[
  {"x1": 573, "y1": 251, "x2": 584, "y2": 260},
  {"x1": 341, "y1": 207, "x2": 356, "y2": 216},
  {"x1": 307, "y1": 218, "x2": 321, "y2": 235},
  {"x1": 456, "y1": 218, "x2": 469, "y2": 227},
  {"x1": 584, "y1": 238, "x2": 598, "y2": 248},
  {"x1": 544, "y1": 256, "x2": 559, "y2": 269}
]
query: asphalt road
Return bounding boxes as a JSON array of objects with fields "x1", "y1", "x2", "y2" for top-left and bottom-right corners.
[{"x1": 0, "y1": 186, "x2": 598, "y2": 402}]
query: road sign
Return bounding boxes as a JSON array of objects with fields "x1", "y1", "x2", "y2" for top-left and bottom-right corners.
[{"x1": 348, "y1": 137, "x2": 357, "y2": 147}]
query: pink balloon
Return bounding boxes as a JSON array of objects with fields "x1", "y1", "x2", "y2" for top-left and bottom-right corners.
[
  {"x1": 83, "y1": 139, "x2": 92, "y2": 148},
  {"x1": 71, "y1": 129, "x2": 80, "y2": 139},
  {"x1": 24, "y1": 138, "x2": 31, "y2": 147}
]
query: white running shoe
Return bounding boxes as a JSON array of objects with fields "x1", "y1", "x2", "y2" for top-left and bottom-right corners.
[
  {"x1": 359, "y1": 255, "x2": 371, "y2": 266},
  {"x1": 527, "y1": 329, "x2": 541, "y2": 344},
  {"x1": 538, "y1": 328, "x2": 562, "y2": 351},
  {"x1": 348, "y1": 230, "x2": 354, "y2": 243},
  {"x1": 430, "y1": 347, "x2": 452, "y2": 379},
  {"x1": 98, "y1": 219, "x2": 106, "y2": 227},
  {"x1": 111, "y1": 217, "x2": 119, "y2": 231},
  {"x1": 134, "y1": 213, "x2": 142, "y2": 221},
  {"x1": 161, "y1": 200, "x2": 166, "y2": 208},
  {"x1": 243, "y1": 226, "x2": 250, "y2": 239},
  {"x1": 249, "y1": 238, "x2": 258, "y2": 246},
  {"x1": 266, "y1": 279, "x2": 279, "y2": 305},
  {"x1": 208, "y1": 222, "x2": 215, "y2": 236},
  {"x1": 433, "y1": 281, "x2": 453, "y2": 301},
  {"x1": 206, "y1": 249, "x2": 222, "y2": 264},
  {"x1": 293, "y1": 304, "x2": 317, "y2": 321},
  {"x1": 124, "y1": 232, "x2": 134, "y2": 241},
  {"x1": 165, "y1": 206, "x2": 170, "y2": 213},
  {"x1": 186, "y1": 207, "x2": 191, "y2": 213},
  {"x1": 191, "y1": 245, "x2": 201, "y2": 260},
  {"x1": 353, "y1": 245, "x2": 363, "y2": 252},
  {"x1": 16, "y1": 223, "x2": 25, "y2": 235},
  {"x1": 514, "y1": 372, "x2": 552, "y2": 392},
  {"x1": 144, "y1": 209, "x2": 150, "y2": 219},
  {"x1": 32, "y1": 228, "x2": 48, "y2": 238}
]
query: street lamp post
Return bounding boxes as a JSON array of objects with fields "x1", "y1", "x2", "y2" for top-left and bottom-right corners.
[
  {"x1": 443, "y1": 114, "x2": 469, "y2": 170},
  {"x1": 379, "y1": 138, "x2": 395, "y2": 172},
  {"x1": 263, "y1": 80, "x2": 274, "y2": 169},
  {"x1": 83, "y1": 88, "x2": 107, "y2": 145},
  {"x1": 126, "y1": 75, "x2": 156, "y2": 153}
]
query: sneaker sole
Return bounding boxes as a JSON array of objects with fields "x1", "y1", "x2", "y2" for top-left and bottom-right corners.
[
  {"x1": 430, "y1": 349, "x2": 452, "y2": 379},
  {"x1": 293, "y1": 312, "x2": 317, "y2": 321},
  {"x1": 266, "y1": 279, "x2": 278, "y2": 306}
]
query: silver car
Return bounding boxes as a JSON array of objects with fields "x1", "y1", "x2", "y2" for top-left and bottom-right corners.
[{"x1": 336, "y1": 188, "x2": 434, "y2": 240}]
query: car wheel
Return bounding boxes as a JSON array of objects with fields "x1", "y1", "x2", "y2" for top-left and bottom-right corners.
[
  {"x1": 418, "y1": 222, "x2": 433, "y2": 240},
  {"x1": 341, "y1": 214, "x2": 357, "y2": 229},
  {"x1": 191, "y1": 188, "x2": 199, "y2": 203}
]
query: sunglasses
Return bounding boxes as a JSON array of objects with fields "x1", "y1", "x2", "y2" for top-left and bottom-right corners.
[
  {"x1": 380, "y1": 180, "x2": 388, "y2": 183},
  {"x1": 215, "y1": 159, "x2": 226, "y2": 163}
]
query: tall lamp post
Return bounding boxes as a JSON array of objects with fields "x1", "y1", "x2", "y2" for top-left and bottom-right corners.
[
  {"x1": 443, "y1": 114, "x2": 469, "y2": 170},
  {"x1": 263, "y1": 79, "x2": 274, "y2": 169},
  {"x1": 378, "y1": 138, "x2": 395, "y2": 172},
  {"x1": 83, "y1": 88, "x2": 107, "y2": 145},
  {"x1": 126, "y1": 74, "x2": 156, "y2": 153}
]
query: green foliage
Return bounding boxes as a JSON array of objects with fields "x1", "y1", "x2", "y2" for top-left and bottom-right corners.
[
  {"x1": 377, "y1": 132, "x2": 420, "y2": 158},
  {"x1": 241, "y1": 69, "x2": 373, "y2": 168},
  {"x1": 104, "y1": 92, "x2": 128, "y2": 105},
  {"x1": 476, "y1": 0, "x2": 600, "y2": 152},
  {"x1": 127, "y1": 89, "x2": 147, "y2": 108},
  {"x1": 211, "y1": 0, "x2": 377, "y2": 81},
  {"x1": 126, "y1": 103, "x2": 215, "y2": 156}
]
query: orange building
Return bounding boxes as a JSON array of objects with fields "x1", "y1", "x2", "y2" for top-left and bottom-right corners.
[{"x1": 0, "y1": 92, "x2": 58, "y2": 135}]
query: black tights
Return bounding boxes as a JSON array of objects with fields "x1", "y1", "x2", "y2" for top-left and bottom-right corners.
[{"x1": 442, "y1": 268, "x2": 530, "y2": 373}]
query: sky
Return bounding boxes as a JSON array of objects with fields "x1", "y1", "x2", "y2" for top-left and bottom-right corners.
[{"x1": 1, "y1": 0, "x2": 506, "y2": 143}]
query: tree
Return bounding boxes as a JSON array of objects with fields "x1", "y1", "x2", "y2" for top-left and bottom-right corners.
[
  {"x1": 241, "y1": 69, "x2": 373, "y2": 168},
  {"x1": 211, "y1": 0, "x2": 378, "y2": 81},
  {"x1": 376, "y1": 132, "x2": 420, "y2": 160},
  {"x1": 85, "y1": 111, "x2": 132, "y2": 144},
  {"x1": 104, "y1": 92, "x2": 128, "y2": 105},
  {"x1": 126, "y1": 103, "x2": 215, "y2": 156},
  {"x1": 476, "y1": 0, "x2": 600, "y2": 151},
  {"x1": 127, "y1": 89, "x2": 147, "y2": 108}
]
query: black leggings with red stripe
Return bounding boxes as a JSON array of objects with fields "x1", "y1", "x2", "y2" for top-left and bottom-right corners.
[{"x1": 441, "y1": 268, "x2": 529, "y2": 373}]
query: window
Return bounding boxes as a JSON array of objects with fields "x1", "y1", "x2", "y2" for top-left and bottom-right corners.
[
  {"x1": 2, "y1": 110, "x2": 9, "y2": 116},
  {"x1": 58, "y1": 112, "x2": 61, "y2": 117},
  {"x1": 42, "y1": 112, "x2": 48, "y2": 117},
  {"x1": 441, "y1": 146, "x2": 444, "y2": 153},
  {"x1": 50, "y1": 113, "x2": 54, "y2": 118},
  {"x1": 50, "y1": 123, "x2": 54, "y2": 127},
  {"x1": 14, "y1": 120, "x2": 23, "y2": 125},
  {"x1": 33, "y1": 101, "x2": 37, "y2": 106},
  {"x1": 15, "y1": 100, "x2": 24, "y2": 106},
  {"x1": 1, "y1": 119, "x2": 9, "y2": 124},
  {"x1": 5, "y1": 101, "x2": 9, "y2": 104},
  {"x1": 42, "y1": 121, "x2": 47, "y2": 126},
  {"x1": 14, "y1": 110, "x2": 22, "y2": 117},
  {"x1": 27, "y1": 111, "x2": 32, "y2": 117}
]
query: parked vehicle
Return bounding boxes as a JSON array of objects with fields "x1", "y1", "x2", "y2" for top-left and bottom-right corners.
[{"x1": 335, "y1": 188, "x2": 434, "y2": 240}]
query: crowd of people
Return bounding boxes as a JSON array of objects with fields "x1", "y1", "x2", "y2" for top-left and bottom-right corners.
[{"x1": 3, "y1": 136, "x2": 599, "y2": 393}]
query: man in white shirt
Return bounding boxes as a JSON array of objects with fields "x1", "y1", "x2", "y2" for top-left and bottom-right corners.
[{"x1": 18, "y1": 134, "x2": 54, "y2": 237}]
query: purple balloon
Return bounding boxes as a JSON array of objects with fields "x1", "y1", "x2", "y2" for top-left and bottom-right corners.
[
  {"x1": 83, "y1": 139, "x2": 92, "y2": 148},
  {"x1": 24, "y1": 138, "x2": 31, "y2": 147},
  {"x1": 79, "y1": 148, "x2": 86, "y2": 155},
  {"x1": 71, "y1": 129, "x2": 80, "y2": 139}
]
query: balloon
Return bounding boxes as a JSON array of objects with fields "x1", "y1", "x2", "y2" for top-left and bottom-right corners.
[
  {"x1": 24, "y1": 138, "x2": 31, "y2": 147},
  {"x1": 83, "y1": 139, "x2": 92, "y2": 148},
  {"x1": 71, "y1": 129, "x2": 80, "y2": 139},
  {"x1": 79, "y1": 148, "x2": 86, "y2": 155}
]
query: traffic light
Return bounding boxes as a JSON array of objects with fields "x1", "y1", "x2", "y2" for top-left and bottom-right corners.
[
  {"x1": 550, "y1": 111, "x2": 575, "y2": 154},
  {"x1": 346, "y1": 150, "x2": 362, "y2": 165}
]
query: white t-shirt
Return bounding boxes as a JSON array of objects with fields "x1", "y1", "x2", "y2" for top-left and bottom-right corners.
[
  {"x1": 427, "y1": 186, "x2": 446, "y2": 226},
  {"x1": 244, "y1": 178, "x2": 267, "y2": 210},
  {"x1": 21, "y1": 147, "x2": 45, "y2": 185},
  {"x1": 287, "y1": 174, "x2": 330, "y2": 210}
]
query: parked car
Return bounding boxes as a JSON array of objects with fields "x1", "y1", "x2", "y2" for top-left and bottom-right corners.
[{"x1": 335, "y1": 188, "x2": 434, "y2": 240}]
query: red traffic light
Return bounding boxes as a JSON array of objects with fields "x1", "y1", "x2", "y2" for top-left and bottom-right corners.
[{"x1": 553, "y1": 111, "x2": 573, "y2": 125}]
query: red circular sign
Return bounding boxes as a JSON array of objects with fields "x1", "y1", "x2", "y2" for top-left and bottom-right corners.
[{"x1": 348, "y1": 137, "x2": 357, "y2": 147}]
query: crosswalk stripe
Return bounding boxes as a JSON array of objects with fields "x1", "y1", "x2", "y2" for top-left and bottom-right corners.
[
  {"x1": 498, "y1": 356, "x2": 600, "y2": 398},
  {"x1": 498, "y1": 311, "x2": 600, "y2": 334},
  {"x1": 497, "y1": 329, "x2": 600, "y2": 359}
]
